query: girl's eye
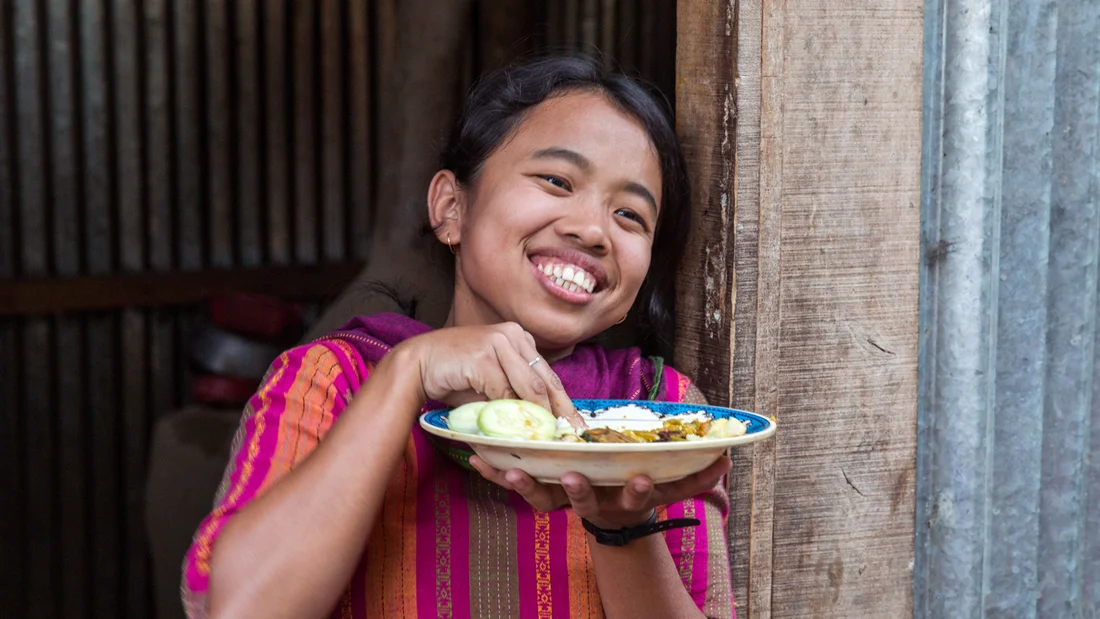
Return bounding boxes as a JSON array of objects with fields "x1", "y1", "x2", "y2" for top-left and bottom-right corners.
[
  {"x1": 539, "y1": 175, "x2": 572, "y2": 191},
  {"x1": 615, "y1": 208, "x2": 650, "y2": 231}
]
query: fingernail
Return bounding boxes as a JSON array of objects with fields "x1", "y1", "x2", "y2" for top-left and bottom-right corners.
[{"x1": 562, "y1": 481, "x2": 580, "y2": 494}]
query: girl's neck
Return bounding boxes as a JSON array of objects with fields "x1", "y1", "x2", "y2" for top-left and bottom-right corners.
[{"x1": 442, "y1": 304, "x2": 577, "y2": 363}]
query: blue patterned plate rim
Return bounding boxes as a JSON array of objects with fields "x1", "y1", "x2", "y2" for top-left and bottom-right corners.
[{"x1": 418, "y1": 399, "x2": 776, "y2": 452}]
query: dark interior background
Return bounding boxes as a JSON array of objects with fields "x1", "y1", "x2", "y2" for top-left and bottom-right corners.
[{"x1": 0, "y1": 1, "x2": 676, "y2": 617}]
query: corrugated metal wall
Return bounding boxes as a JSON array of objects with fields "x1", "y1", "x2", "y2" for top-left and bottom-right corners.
[
  {"x1": 916, "y1": 0, "x2": 1100, "y2": 616},
  {"x1": 0, "y1": 1, "x2": 675, "y2": 617}
]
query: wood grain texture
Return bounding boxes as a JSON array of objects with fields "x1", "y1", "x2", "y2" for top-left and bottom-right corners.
[
  {"x1": 22, "y1": 319, "x2": 56, "y2": 619},
  {"x1": 768, "y1": 5, "x2": 920, "y2": 616},
  {"x1": 114, "y1": 0, "x2": 144, "y2": 273},
  {"x1": 46, "y1": 0, "x2": 80, "y2": 276},
  {"x1": 144, "y1": 0, "x2": 173, "y2": 272},
  {"x1": 292, "y1": 0, "x2": 318, "y2": 263},
  {"x1": 80, "y1": 0, "x2": 112, "y2": 276},
  {"x1": 263, "y1": 0, "x2": 291, "y2": 264},
  {"x1": 0, "y1": 0, "x2": 14, "y2": 279},
  {"x1": 0, "y1": 262, "x2": 365, "y2": 315},
  {"x1": 121, "y1": 310, "x2": 149, "y2": 618},
  {"x1": 0, "y1": 9, "x2": 18, "y2": 611},
  {"x1": 347, "y1": 0, "x2": 372, "y2": 259},
  {"x1": 0, "y1": 321, "x2": 21, "y2": 614},
  {"x1": 676, "y1": 1, "x2": 920, "y2": 616},
  {"x1": 55, "y1": 316, "x2": 89, "y2": 617},
  {"x1": 87, "y1": 314, "x2": 121, "y2": 618},
  {"x1": 235, "y1": 0, "x2": 263, "y2": 266},
  {"x1": 174, "y1": 0, "x2": 204, "y2": 269},
  {"x1": 205, "y1": 0, "x2": 234, "y2": 268},
  {"x1": 13, "y1": 0, "x2": 47, "y2": 276},
  {"x1": 320, "y1": 0, "x2": 345, "y2": 261}
]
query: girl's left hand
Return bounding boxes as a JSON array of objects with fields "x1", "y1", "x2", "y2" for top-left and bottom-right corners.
[{"x1": 469, "y1": 455, "x2": 732, "y2": 528}]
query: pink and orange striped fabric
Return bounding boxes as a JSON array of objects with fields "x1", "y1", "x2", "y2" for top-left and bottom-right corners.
[{"x1": 183, "y1": 331, "x2": 735, "y2": 618}]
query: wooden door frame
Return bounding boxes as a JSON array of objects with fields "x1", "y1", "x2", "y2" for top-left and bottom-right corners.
[{"x1": 674, "y1": 1, "x2": 923, "y2": 616}]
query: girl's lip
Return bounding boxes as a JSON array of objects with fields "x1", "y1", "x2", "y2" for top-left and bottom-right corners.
[
  {"x1": 526, "y1": 247, "x2": 610, "y2": 290},
  {"x1": 530, "y1": 260, "x2": 597, "y2": 304}
]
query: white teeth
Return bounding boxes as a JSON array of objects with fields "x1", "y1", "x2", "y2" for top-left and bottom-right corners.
[{"x1": 537, "y1": 260, "x2": 597, "y2": 294}]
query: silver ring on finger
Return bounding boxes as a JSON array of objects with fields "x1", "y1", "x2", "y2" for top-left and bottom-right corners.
[{"x1": 528, "y1": 355, "x2": 543, "y2": 367}]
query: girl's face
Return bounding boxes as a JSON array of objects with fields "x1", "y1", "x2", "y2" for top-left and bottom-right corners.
[{"x1": 433, "y1": 91, "x2": 663, "y2": 358}]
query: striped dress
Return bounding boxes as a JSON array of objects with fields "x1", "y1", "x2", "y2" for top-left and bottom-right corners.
[{"x1": 182, "y1": 319, "x2": 735, "y2": 618}]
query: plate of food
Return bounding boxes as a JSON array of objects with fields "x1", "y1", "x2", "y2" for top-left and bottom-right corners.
[{"x1": 419, "y1": 399, "x2": 776, "y2": 486}]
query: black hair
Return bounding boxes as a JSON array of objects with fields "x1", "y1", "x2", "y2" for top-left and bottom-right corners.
[{"x1": 440, "y1": 54, "x2": 692, "y2": 360}]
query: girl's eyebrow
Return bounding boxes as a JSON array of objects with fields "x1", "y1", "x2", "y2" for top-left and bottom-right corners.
[
  {"x1": 530, "y1": 147, "x2": 592, "y2": 172},
  {"x1": 530, "y1": 147, "x2": 658, "y2": 214}
]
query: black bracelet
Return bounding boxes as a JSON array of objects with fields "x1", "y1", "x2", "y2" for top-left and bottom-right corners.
[{"x1": 581, "y1": 511, "x2": 701, "y2": 547}]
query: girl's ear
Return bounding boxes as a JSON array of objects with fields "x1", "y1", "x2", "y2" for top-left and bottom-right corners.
[{"x1": 427, "y1": 169, "x2": 464, "y2": 245}]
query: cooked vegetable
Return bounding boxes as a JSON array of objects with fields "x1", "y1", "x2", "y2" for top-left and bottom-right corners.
[
  {"x1": 477, "y1": 399, "x2": 557, "y2": 441},
  {"x1": 447, "y1": 401, "x2": 488, "y2": 435},
  {"x1": 703, "y1": 417, "x2": 747, "y2": 439},
  {"x1": 580, "y1": 428, "x2": 640, "y2": 443}
]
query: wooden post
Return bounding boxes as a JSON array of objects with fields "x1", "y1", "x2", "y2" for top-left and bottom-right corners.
[{"x1": 675, "y1": 1, "x2": 922, "y2": 616}]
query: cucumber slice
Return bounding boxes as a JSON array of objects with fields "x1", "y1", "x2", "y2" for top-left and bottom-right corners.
[
  {"x1": 447, "y1": 401, "x2": 488, "y2": 435},
  {"x1": 477, "y1": 399, "x2": 557, "y2": 441}
]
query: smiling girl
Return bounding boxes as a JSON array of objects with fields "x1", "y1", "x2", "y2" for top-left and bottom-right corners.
[{"x1": 183, "y1": 55, "x2": 734, "y2": 619}]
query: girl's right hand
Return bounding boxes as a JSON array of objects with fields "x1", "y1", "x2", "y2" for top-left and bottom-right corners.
[{"x1": 393, "y1": 322, "x2": 585, "y2": 428}]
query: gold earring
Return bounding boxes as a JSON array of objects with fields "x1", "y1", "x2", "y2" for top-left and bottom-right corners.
[
  {"x1": 616, "y1": 314, "x2": 628, "y2": 324},
  {"x1": 446, "y1": 234, "x2": 456, "y2": 255}
]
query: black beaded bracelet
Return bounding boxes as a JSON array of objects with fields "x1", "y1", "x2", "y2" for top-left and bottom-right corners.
[{"x1": 581, "y1": 511, "x2": 701, "y2": 547}]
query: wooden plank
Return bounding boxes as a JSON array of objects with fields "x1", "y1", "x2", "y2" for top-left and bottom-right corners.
[
  {"x1": 320, "y1": 0, "x2": 345, "y2": 261},
  {"x1": 730, "y1": 0, "x2": 765, "y2": 611},
  {"x1": 143, "y1": 0, "x2": 173, "y2": 272},
  {"x1": 0, "y1": 0, "x2": 14, "y2": 280},
  {"x1": 347, "y1": 0, "x2": 372, "y2": 260},
  {"x1": 87, "y1": 314, "x2": 121, "y2": 618},
  {"x1": 12, "y1": 2, "x2": 54, "y2": 613},
  {"x1": 174, "y1": 0, "x2": 204, "y2": 269},
  {"x1": 149, "y1": 308, "x2": 178, "y2": 421},
  {"x1": 12, "y1": 0, "x2": 48, "y2": 277},
  {"x1": 599, "y1": 0, "x2": 616, "y2": 65},
  {"x1": 113, "y1": 0, "x2": 144, "y2": 273},
  {"x1": 235, "y1": 0, "x2": 263, "y2": 266},
  {"x1": 675, "y1": 0, "x2": 755, "y2": 613},
  {"x1": 581, "y1": 0, "x2": 599, "y2": 50},
  {"x1": 55, "y1": 316, "x2": 90, "y2": 617},
  {"x1": 46, "y1": 0, "x2": 80, "y2": 276},
  {"x1": 564, "y1": 0, "x2": 579, "y2": 49},
  {"x1": 44, "y1": 4, "x2": 89, "y2": 616},
  {"x1": 478, "y1": 0, "x2": 535, "y2": 72},
  {"x1": 545, "y1": 0, "x2": 562, "y2": 49},
  {"x1": 263, "y1": 0, "x2": 290, "y2": 264},
  {"x1": 767, "y1": 3, "x2": 920, "y2": 615},
  {"x1": 121, "y1": 310, "x2": 149, "y2": 618},
  {"x1": 112, "y1": 3, "x2": 150, "y2": 614},
  {"x1": 0, "y1": 261, "x2": 365, "y2": 315},
  {"x1": 0, "y1": 321, "x2": 22, "y2": 614},
  {"x1": 205, "y1": 0, "x2": 234, "y2": 268},
  {"x1": 292, "y1": 0, "x2": 318, "y2": 263},
  {"x1": 615, "y1": 0, "x2": 637, "y2": 70},
  {"x1": 22, "y1": 319, "x2": 57, "y2": 619},
  {"x1": 80, "y1": 0, "x2": 113, "y2": 276},
  {"x1": 0, "y1": 9, "x2": 20, "y2": 613}
]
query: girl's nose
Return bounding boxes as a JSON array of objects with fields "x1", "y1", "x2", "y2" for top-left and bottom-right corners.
[{"x1": 555, "y1": 198, "x2": 611, "y2": 254}]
